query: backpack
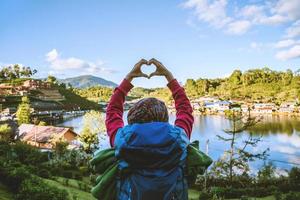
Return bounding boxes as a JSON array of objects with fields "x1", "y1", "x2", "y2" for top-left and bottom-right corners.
[{"x1": 114, "y1": 122, "x2": 190, "y2": 200}]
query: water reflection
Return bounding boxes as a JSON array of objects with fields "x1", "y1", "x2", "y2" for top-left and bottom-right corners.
[
  {"x1": 248, "y1": 115, "x2": 300, "y2": 136},
  {"x1": 58, "y1": 114, "x2": 300, "y2": 170}
]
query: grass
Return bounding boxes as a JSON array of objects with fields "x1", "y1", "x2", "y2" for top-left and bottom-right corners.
[
  {"x1": 43, "y1": 177, "x2": 96, "y2": 200},
  {"x1": 228, "y1": 196, "x2": 275, "y2": 200},
  {"x1": 189, "y1": 189, "x2": 200, "y2": 200},
  {"x1": 0, "y1": 182, "x2": 13, "y2": 200}
]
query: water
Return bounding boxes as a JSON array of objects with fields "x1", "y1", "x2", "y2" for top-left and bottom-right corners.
[{"x1": 58, "y1": 113, "x2": 300, "y2": 173}]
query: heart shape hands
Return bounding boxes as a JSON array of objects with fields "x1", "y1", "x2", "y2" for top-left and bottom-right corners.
[{"x1": 126, "y1": 58, "x2": 173, "y2": 82}]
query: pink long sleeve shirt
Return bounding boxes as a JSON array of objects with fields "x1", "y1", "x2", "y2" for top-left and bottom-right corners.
[{"x1": 105, "y1": 79, "x2": 194, "y2": 147}]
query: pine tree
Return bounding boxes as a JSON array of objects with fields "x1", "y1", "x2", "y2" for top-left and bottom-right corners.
[
  {"x1": 78, "y1": 111, "x2": 104, "y2": 154},
  {"x1": 211, "y1": 110, "x2": 269, "y2": 185},
  {"x1": 0, "y1": 124, "x2": 12, "y2": 141},
  {"x1": 16, "y1": 96, "x2": 31, "y2": 125}
]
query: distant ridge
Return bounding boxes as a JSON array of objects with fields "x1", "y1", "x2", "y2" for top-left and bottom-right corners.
[{"x1": 60, "y1": 75, "x2": 117, "y2": 89}]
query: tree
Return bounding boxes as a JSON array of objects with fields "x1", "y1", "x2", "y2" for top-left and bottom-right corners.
[
  {"x1": 79, "y1": 126, "x2": 99, "y2": 154},
  {"x1": 16, "y1": 96, "x2": 31, "y2": 125},
  {"x1": 78, "y1": 111, "x2": 105, "y2": 154},
  {"x1": 38, "y1": 121, "x2": 47, "y2": 126},
  {"x1": 282, "y1": 69, "x2": 293, "y2": 85},
  {"x1": 0, "y1": 65, "x2": 37, "y2": 80},
  {"x1": 229, "y1": 70, "x2": 242, "y2": 85},
  {"x1": 0, "y1": 124, "x2": 12, "y2": 141},
  {"x1": 51, "y1": 136, "x2": 69, "y2": 158},
  {"x1": 47, "y1": 75, "x2": 57, "y2": 84},
  {"x1": 210, "y1": 110, "x2": 269, "y2": 185}
]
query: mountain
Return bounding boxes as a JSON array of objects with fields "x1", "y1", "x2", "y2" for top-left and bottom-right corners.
[{"x1": 60, "y1": 75, "x2": 117, "y2": 89}]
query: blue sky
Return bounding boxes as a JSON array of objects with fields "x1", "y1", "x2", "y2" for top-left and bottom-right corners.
[{"x1": 1, "y1": 0, "x2": 300, "y2": 87}]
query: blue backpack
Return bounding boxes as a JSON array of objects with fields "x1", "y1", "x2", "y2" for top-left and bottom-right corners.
[{"x1": 114, "y1": 122, "x2": 190, "y2": 200}]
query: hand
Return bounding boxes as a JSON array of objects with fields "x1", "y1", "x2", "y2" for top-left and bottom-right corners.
[
  {"x1": 148, "y1": 58, "x2": 174, "y2": 82},
  {"x1": 125, "y1": 59, "x2": 149, "y2": 82}
]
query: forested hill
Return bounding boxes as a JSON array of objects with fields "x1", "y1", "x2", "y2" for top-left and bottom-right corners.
[
  {"x1": 184, "y1": 68, "x2": 300, "y2": 103},
  {"x1": 60, "y1": 75, "x2": 117, "y2": 89},
  {"x1": 72, "y1": 68, "x2": 300, "y2": 105}
]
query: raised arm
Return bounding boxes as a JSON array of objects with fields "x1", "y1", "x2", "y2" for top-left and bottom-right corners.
[
  {"x1": 167, "y1": 79, "x2": 194, "y2": 138},
  {"x1": 149, "y1": 58, "x2": 194, "y2": 138},
  {"x1": 105, "y1": 59, "x2": 148, "y2": 146}
]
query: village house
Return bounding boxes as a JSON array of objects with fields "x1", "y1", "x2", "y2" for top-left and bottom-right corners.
[
  {"x1": 253, "y1": 103, "x2": 276, "y2": 114},
  {"x1": 0, "y1": 80, "x2": 51, "y2": 96},
  {"x1": 0, "y1": 84, "x2": 16, "y2": 95},
  {"x1": 215, "y1": 101, "x2": 231, "y2": 112},
  {"x1": 18, "y1": 124, "x2": 78, "y2": 150},
  {"x1": 2, "y1": 107, "x2": 17, "y2": 115},
  {"x1": 241, "y1": 104, "x2": 253, "y2": 113},
  {"x1": 204, "y1": 101, "x2": 231, "y2": 112},
  {"x1": 23, "y1": 79, "x2": 51, "y2": 90},
  {"x1": 191, "y1": 101, "x2": 201, "y2": 110},
  {"x1": 0, "y1": 97, "x2": 5, "y2": 103},
  {"x1": 195, "y1": 96, "x2": 219, "y2": 104},
  {"x1": 279, "y1": 101, "x2": 297, "y2": 113}
]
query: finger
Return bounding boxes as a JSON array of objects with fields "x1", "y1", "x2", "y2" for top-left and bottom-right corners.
[
  {"x1": 148, "y1": 58, "x2": 157, "y2": 65},
  {"x1": 149, "y1": 72, "x2": 160, "y2": 78},
  {"x1": 149, "y1": 58, "x2": 163, "y2": 68},
  {"x1": 140, "y1": 73, "x2": 149, "y2": 78},
  {"x1": 139, "y1": 59, "x2": 148, "y2": 65},
  {"x1": 134, "y1": 59, "x2": 147, "y2": 68}
]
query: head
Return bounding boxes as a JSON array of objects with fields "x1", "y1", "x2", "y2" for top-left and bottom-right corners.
[{"x1": 127, "y1": 97, "x2": 169, "y2": 125}]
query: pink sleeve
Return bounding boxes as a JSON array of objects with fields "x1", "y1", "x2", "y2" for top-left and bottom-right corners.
[
  {"x1": 167, "y1": 79, "x2": 194, "y2": 139},
  {"x1": 105, "y1": 79, "x2": 133, "y2": 147}
]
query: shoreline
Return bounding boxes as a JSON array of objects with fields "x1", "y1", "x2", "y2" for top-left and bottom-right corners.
[{"x1": 169, "y1": 110, "x2": 300, "y2": 117}]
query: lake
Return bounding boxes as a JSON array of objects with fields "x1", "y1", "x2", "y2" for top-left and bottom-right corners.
[{"x1": 58, "y1": 113, "x2": 300, "y2": 174}]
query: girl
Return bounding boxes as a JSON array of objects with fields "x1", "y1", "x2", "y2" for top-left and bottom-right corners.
[{"x1": 106, "y1": 58, "x2": 194, "y2": 200}]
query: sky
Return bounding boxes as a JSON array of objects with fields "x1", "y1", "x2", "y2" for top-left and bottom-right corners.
[{"x1": 1, "y1": 0, "x2": 300, "y2": 87}]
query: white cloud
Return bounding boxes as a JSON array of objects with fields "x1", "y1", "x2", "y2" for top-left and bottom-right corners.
[
  {"x1": 259, "y1": 14, "x2": 289, "y2": 25},
  {"x1": 274, "y1": 0, "x2": 300, "y2": 21},
  {"x1": 182, "y1": 0, "x2": 300, "y2": 35},
  {"x1": 276, "y1": 133, "x2": 300, "y2": 148},
  {"x1": 286, "y1": 20, "x2": 300, "y2": 38},
  {"x1": 45, "y1": 49, "x2": 117, "y2": 75},
  {"x1": 182, "y1": 0, "x2": 300, "y2": 60},
  {"x1": 274, "y1": 39, "x2": 299, "y2": 48},
  {"x1": 182, "y1": 0, "x2": 231, "y2": 28},
  {"x1": 226, "y1": 20, "x2": 252, "y2": 35},
  {"x1": 276, "y1": 45, "x2": 300, "y2": 60},
  {"x1": 240, "y1": 5, "x2": 264, "y2": 19},
  {"x1": 273, "y1": 146, "x2": 298, "y2": 154},
  {"x1": 46, "y1": 49, "x2": 59, "y2": 62}
]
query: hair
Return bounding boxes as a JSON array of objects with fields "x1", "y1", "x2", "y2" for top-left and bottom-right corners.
[{"x1": 127, "y1": 97, "x2": 169, "y2": 125}]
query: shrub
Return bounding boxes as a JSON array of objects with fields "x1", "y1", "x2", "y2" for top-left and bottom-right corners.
[
  {"x1": 198, "y1": 191, "x2": 212, "y2": 200},
  {"x1": 79, "y1": 166, "x2": 88, "y2": 176},
  {"x1": 72, "y1": 194, "x2": 78, "y2": 200},
  {"x1": 13, "y1": 141, "x2": 48, "y2": 165},
  {"x1": 285, "y1": 192, "x2": 300, "y2": 200},
  {"x1": 274, "y1": 191, "x2": 283, "y2": 200},
  {"x1": 0, "y1": 164, "x2": 32, "y2": 192},
  {"x1": 211, "y1": 187, "x2": 227, "y2": 198},
  {"x1": 73, "y1": 171, "x2": 83, "y2": 180},
  {"x1": 288, "y1": 167, "x2": 300, "y2": 190},
  {"x1": 15, "y1": 177, "x2": 70, "y2": 200},
  {"x1": 241, "y1": 196, "x2": 249, "y2": 200},
  {"x1": 77, "y1": 182, "x2": 84, "y2": 190},
  {"x1": 90, "y1": 174, "x2": 97, "y2": 184},
  {"x1": 37, "y1": 169, "x2": 51, "y2": 178},
  {"x1": 62, "y1": 170, "x2": 73, "y2": 179}
]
